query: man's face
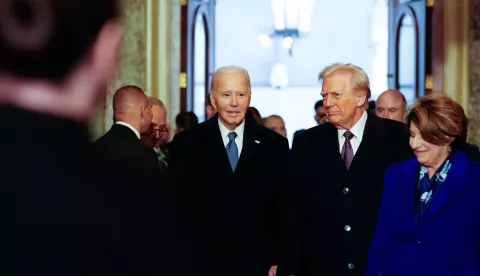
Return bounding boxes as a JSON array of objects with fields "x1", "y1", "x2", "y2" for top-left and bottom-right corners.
[
  {"x1": 315, "y1": 105, "x2": 327, "y2": 125},
  {"x1": 265, "y1": 117, "x2": 287, "y2": 137},
  {"x1": 321, "y1": 74, "x2": 366, "y2": 129},
  {"x1": 375, "y1": 92, "x2": 407, "y2": 122},
  {"x1": 210, "y1": 72, "x2": 251, "y2": 130},
  {"x1": 145, "y1": 105, "x2": 168, "y2": 147}
]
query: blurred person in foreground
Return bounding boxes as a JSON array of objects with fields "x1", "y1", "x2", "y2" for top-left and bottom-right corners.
[
  {"x1": 278, "y1": 63, "x2": 412, "y2": 276},
  {"x1": 0, "y1": 0, "x2": 122, "y2": 275},
  {"x1": 367, "y1": 94, "x2": 480, "y2": 276},
  {"x1": 169, "y1": 65, "x2": 289, "y2": 276}
]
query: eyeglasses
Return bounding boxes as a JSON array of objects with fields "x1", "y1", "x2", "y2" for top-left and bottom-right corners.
[{"x1": 150, "y1": 124, "x2": 168, "y2": 134}]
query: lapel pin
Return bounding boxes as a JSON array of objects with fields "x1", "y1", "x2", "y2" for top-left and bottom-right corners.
[{"x1": 255, "y1": 140, "x2": 260, "y2": 144}]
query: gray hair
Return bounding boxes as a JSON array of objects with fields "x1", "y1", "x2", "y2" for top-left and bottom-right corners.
[
  {"x1": 148, "y1": 96, "x2": 165, "y2": 108},
  {"x1": 210, "y1": 65, "x2": 251, "y2": 93}
]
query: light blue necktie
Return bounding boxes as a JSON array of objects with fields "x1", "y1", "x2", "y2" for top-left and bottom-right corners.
[{"x1": 226, "y1": 132, "x2": 238, "y2": 171}]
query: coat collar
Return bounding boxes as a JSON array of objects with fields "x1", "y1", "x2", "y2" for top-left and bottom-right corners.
[
  {"x1": 321, "y1": 112, "x2": 389, "y2": 172},
  {"x1": 206, "y1": 113, "x2": 261, "y2": 174},
  {"x1": 423, "y1": 150, "x2": 472, "y2": 220},
  {"x1": 400, "y1": 150, "x2": 473, "y2": 221}
]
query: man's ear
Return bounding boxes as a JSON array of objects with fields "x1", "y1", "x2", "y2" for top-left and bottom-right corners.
[
  {"x1": 209, "y1": 92, "x2": 217, "y2": 109},
  {"x1": 141, "y1": 104, "x2": 149, "y2": 119},
  {"x1": 357, "y1": 92, "x2": 367, "y2": 108}
]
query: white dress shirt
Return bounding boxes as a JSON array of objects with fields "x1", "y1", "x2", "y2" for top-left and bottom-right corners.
[
  {"x1": 218, "y1": 118, "x2": 245, "y2": 158},
  {"x1": 115, "y1": 121, "x2": 141, "y2": 139},
  {"x1": 337, "y1": 111, "x2": 368, "y2": 155}
]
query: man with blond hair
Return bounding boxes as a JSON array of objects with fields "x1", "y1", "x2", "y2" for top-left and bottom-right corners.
[
  {"x1": 169, "y1": 65, "x2": 289, "y2": 276},
  {"x1": 279, "y1": 63, "x2": 412, "y2": 276}
]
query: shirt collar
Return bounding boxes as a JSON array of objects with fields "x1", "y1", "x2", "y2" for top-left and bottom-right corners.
[
  {"x1": 218, "y1": 118, "x2": 245, "y2": 139},
  {"x1": 337, "y1": 111, "x2": 368, "y2": 140},
  {"x1": 115, "y1": 121, "x2": 141, "y2": 139}
]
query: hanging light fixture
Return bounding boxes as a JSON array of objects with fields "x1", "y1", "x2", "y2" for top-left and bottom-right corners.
[{"x1": 260, "y1": 0, "x2": 314, "y2": 54}]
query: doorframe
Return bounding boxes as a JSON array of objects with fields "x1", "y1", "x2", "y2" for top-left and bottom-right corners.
[{"x1": 180, "y1": 0, "x2": 215, "y2": 117}]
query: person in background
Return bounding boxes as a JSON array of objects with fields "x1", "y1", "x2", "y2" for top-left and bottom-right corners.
[
  {"x1": 264, "y1": 114, "x2": 287, "y2": 137},
  {"x1": 375, "y1": 89, "x2": 480, "y2": 162},
  {"x1": 175, "y1": 111, "x2": 199, "y2": 134},
  {"x1": 249, "y1": 106, "x2": 264, "y2": 126},
  {"x1": 169, "y1": 65, "x2": 289, "y2": 276},
  {"x1": 368, "y1": 100, "x2": 376, "y2": 113},
  {"x1": 367, "y1": 94, "x2": 480, "y2": 276},
  {"x1": 375, "y1": 89, "x2": 408, "y2": 122},
  {"x1": 206, "y1": 98, "x2": 217, "y2": 120},
  {"x1": 0, "y1": 0, "x2": 122, "y2": 275},
  {"x1": 158, "y1": 111, "x2": 199, "y2": 166},
  {"x1": 314, "y1": 100, "x2": 327, "y2": 125},
  {"x1": 142, "y1": 97, "x2": 169, "y2": 171},
  {"x1": 142, "y1": 97, "x2": 168, "y2": 148},
  {"x1": 91, "y1": 85, "x2": 167, "y2": 275},
  {"x1": 279, "y1": 63, "x2": 412, "y2": 276}
]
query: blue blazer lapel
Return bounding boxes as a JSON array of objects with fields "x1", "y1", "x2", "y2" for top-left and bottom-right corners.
[
  {"x1": 398, "y1": 157, "x2": 420, "y2": 229},
  {"x1": 424, "y1": 151, "x2": 472, "y2": 221}
]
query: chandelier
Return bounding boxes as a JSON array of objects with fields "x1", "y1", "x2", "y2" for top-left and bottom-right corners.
[{"x1": 259, "y1": 0, "x2": 314, "y2": 52}]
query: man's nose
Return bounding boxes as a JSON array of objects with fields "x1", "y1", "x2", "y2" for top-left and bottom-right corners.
[
  {"x1": 324, "y1": 97, "x2": 333, "y2": 107},
  {"x1": 230, "y1": 95, "x2": 239, "y2": 106}
]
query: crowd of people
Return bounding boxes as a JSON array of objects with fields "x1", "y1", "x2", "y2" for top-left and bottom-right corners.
[{"x1": 8, "y1": 1, "x2": 480, "y2": 276}]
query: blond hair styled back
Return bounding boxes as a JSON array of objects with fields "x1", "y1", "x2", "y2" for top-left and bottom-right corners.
[{"x1": 319, "y1": 63, "x2": 371, "y2": 107}]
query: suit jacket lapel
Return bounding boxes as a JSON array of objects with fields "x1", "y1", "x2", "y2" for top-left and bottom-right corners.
[
  {"x1": 207, "y1": 115, "x2": 233, "y2": 175},
  {"x1": 323, "y1": 123, "x2": 346, "y2": 173},
  {"x1": 400, "y1": 158, "x2": 420, "y2": 230},
  {"x1": 235, "y1": 117, "x2": 260, "y2": 175},
  {"x1": 349, "y1": 113, "x2": 384, "y2": 172},
  {"x1": 424, "y1": 151, "x2": 472, "y2": 221}
]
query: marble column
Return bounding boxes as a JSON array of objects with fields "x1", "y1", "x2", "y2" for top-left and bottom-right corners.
[
  {"x1": 469, "y1": 0, "x2": 480, "y2": 145},
  {"x1": 90, "y1": 0, "x2": 147, "y2": 140},
  {"x1": 90, "y1": 0, "x2": 181, "y2": 140}
]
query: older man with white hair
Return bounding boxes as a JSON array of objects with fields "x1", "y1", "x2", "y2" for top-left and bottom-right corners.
[
  {"x1": 279, "y1": 63, "x2": 413, "y2": 276},
  {"x1": 169, "y1": 65, "x2": 290, "y2": 276}
]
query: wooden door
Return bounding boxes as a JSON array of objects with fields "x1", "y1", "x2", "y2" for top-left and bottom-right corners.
[
  {"x1": 180, "y1": 0, "x2": 215, "y2": 122},
  {"x1": 388, "y1": 0, "x2": 433, "y2": 106}
]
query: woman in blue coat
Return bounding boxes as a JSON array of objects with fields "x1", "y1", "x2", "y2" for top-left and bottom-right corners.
[{"x1": 366, "y1": 94, "x2": 480, "y2": 276}]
